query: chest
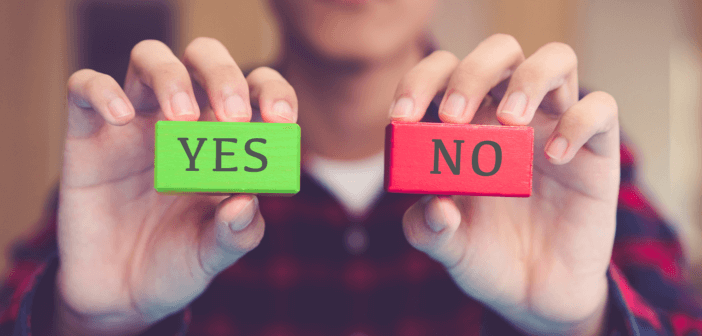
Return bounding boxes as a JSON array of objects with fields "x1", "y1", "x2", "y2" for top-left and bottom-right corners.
[{"x1": 189, "y1": 194, "x2": 482, "y2": 335}]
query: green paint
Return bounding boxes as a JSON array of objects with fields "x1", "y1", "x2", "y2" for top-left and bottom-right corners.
[{"x1": 155, "y1": 121, "x2": 300, "y2": 194}]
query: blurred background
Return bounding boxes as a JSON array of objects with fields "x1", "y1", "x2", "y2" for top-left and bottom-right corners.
[{"x1": 1, "y1": 0, "x2": 701, "y2": 291}]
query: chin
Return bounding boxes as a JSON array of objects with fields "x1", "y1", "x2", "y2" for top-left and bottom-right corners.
[
  {"x1": 312, "y1": 29, "x2": 417, "y2": 64},
  {"x1": 271, "y1": 0, "x2": 437, "y2": 64}
]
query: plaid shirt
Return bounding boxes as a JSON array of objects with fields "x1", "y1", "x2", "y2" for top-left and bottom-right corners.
[{"x1": 2, "y1": 100, "x2": 702, "y2": 335}]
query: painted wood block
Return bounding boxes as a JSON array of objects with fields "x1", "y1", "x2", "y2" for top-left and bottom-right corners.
[
  {"x1": 155, "y1": 121, "x2": 300, "y2": 194},
  {"x1": 384, "y1": 122, "x2": 533, "y2": 197}
]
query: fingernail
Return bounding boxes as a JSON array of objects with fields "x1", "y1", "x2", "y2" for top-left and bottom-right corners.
[
  {"x1": 442, "y1": 93, "x2": 467, "y2": 118},
  {"x1": 229, "y1": 197, "x2": 258, "y2": 232},
  {"x1": 224, "y1": 94, "x2": 247, "y2": 119},
  {"x1": 108, "y1": 98, "x2": 130, "y2": 118},
  {"x1": 390, "y1": 97, "x2": 414, "y2": 118},
  {"x1": 172, "y1": 92, "x2": 195, "y2": 116},
  {"x1": 500, "y1": 91, "x2": 527, "y2": 118},
  {"x1": 546, "y1": 136, "x2": 568, "y2": 160},
  {"x1": 272, "y1": 100, "x2": 294, "y2": 122}
]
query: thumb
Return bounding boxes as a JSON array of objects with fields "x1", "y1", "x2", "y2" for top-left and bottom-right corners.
[
  {"x1": 197, "y1": 194, "x2": 265, "y2": 278},
  {"x1": 402, "y1": 195, "x2": 467, "y2": 270}
]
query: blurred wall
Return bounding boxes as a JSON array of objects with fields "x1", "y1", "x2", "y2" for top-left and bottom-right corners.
[
  {"x1": 576, "y1": 0, "x2": 702, "y2": 267},
  {"x1": 1, "y1": 0, "x2": 701, "y2": 285},
  {"x1": 0, "y1": 0, "x2": 68, "y2": 275}
]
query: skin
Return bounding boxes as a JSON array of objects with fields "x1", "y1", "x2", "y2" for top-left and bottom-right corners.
[{"x1": 52, "y1": 0, "x2": 619, "y2": 335}]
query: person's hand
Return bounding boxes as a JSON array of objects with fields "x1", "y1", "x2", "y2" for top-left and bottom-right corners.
[
  {"x1": 390, "y1": 34, "x2": 619, "y2": 335},
  {"x1": 55, "y1": 38, "x2": 297, "y2": 335}
]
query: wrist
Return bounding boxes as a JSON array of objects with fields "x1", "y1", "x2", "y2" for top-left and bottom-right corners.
[
  {"x1": 54, "y1": 293, "x2": 150, "y2": 336},
  {"x1": 53, "y1": 268, "x2": 150, "y2": 336},
  {"x1": 499, "y1": 276, "x2": 609, "y2": 336}
]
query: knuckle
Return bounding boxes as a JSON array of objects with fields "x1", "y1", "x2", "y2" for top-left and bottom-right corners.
[
  {"x1": 489, "y1": 33, "x2": 524, "y2": 56},
  {"x1": 489, "y1": 33, "x2": 517, "y2": 45},
  {"x1": 397, "y1": 71, "x2": 421, "y2": 91},
  {"x1": 397, "y1": 51, "x2": 457, "y2": 92},
  {"x1": 130, "y1": 39, "x2": 168, "y2": 62},
  {"x1": 455, "y1": 58, "x2": 494, "y2": 83},
  {"x1": 211, "y1": 63, "x2": 242, "y2": 79},
  {"x1": 248, "y1": 67, "x2": 293, "y2": 94},
  {"x1": 430, "y1": 50, "x2": 459, "y2": 64},
  {"x1": 591, "y1": 91, "x2": 618, "y2": 117},
  {"x1": 543, "y1": 42, "x2": 578, "y2": 66},
  {"x1": 190, "y1": 36, "x2": 225, "y2": 49},
  {"x1": 70, "y1": 72, "x2": 118, "y2": 103},
  {"x1": 153, "y1": 61, "x2": 189, "y2": 80},
  {"x1": 247, "y1": 66, "x2": 282, "y2": 81},
  {"x1": 562, "y1": 107, "x2": 590, "y2": 129},
  {"x1": 184, "y1": 36, "x2": 225, "y2": 60},
  {"x1": 195, "y1": 63, "x2": 243, "y2": 88},
  {"x1": 511, "y1": 62, "x2": 546, "y2": 84},
  {"x1": 84, "y1": 73, "x2": 116, "y2": 94},
  {"x1": 261, "y1": 80, "x2": 296, "y2": 100},
  {"x1": 67, "y1": 69, "x2": 94, "y2": 91},
  {"x1": 269, "y1": 78, "x2": 294, "y2": 91}
]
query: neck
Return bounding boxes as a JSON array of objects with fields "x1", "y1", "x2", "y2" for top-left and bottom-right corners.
[{"x1": 279, "y1": 34, "x2": 427, "y2": 160}]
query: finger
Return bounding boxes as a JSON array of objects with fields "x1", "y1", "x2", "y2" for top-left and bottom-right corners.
[
  {"x1": 389, "y1": 50, "x2": 460, "y2": 122},
  {"x1": 496, "y1": 42, "x2": 579, "y2": 126},
  {"x1": 246, "y1": 67, "x2": 298, "y2": 123},
  {"x1": 197, "y1": 194, "x2": 265, "y2": 278},
  {"x1": 182, "y1": 37, "x2": 251, "y2": 122},
  {"x1": 124, "y1": 39, "x2": 200, "y2": 121},
  {"x1": 544, "y1": 91, "x2": 619, "y2": 165},
  {"x1": 66, "y1": 69, "x2": 136, "y2": 138},
  {"x1": 439, "y1": 34, "x2": 526, "y2": 124},
  {"x1": 402, "y1": 195, "x2": 467, "y2": 269}
]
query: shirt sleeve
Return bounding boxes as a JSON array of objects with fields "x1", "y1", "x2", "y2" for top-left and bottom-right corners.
[
  {"x1": 0, "y1": 187, "x2": 190, "y2": 336},
  {"x1": 604, "y1": 142, "x2": 702, "y2": 335}
]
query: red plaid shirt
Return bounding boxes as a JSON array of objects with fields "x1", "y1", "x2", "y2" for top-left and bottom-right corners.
[{"x1": 2, "y1": 100, "x2": 702, "y2": 335}]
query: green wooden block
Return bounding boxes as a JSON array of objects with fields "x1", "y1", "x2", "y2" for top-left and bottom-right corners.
[{"x1": 155, "y1": 121, "x2": 300, "y2": 194}]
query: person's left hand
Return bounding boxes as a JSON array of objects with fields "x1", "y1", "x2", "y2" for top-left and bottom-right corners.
[{"x1": 389, "y1": 34, "x2": 620, "y2": 335}]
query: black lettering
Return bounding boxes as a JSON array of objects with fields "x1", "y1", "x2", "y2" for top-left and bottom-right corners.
[
  {"x1": 430, "y1": 139, "x2": 464, "y2": 175},
  {"x1": 472, "y1": 141, "x2": 502, "y2": 176},
  {"x1": 213, "y1": 138, "x2": 238, "y2": 171},
  {"x1": 178, "y1": 138, "x2": 207, "y2": 171},
  {"x1": 244, "y1": 138, "x2": 267, "y2": 172}
]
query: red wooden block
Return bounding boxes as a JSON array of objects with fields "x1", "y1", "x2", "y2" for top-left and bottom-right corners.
[{"x1": 384, "y1": 122, "x2": 533, "y2": 197}]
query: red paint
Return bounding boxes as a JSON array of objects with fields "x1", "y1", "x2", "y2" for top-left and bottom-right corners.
[{"x1": 385, "y1": 122, "x2": 533, "y2": 197}]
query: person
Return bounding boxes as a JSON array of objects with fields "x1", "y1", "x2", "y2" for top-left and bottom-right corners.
[{"x1": 1, "y1": 0, "x2": 702, "y2": 335}]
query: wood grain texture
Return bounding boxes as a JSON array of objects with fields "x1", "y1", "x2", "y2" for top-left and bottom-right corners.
[
  {"x1": 155, "y1": 121, "x2": 300, "y2": 194},
  {"x1": 384, "y1": 122, "x2": 533, "y2": 197}
]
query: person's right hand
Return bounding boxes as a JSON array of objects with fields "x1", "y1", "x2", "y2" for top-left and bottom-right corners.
[{"x1": 55, "y1": 38, "x2": 298, "y2": 336}]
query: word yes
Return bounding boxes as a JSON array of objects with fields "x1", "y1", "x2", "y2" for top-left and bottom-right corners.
[{"x1": 178, "y1": 138, "x2": 267, "y2": 172}]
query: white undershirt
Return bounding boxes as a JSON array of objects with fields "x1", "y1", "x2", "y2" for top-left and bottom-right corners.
[{"x1": 304, "y1": 151, "x2": 385, "y2": 219}]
